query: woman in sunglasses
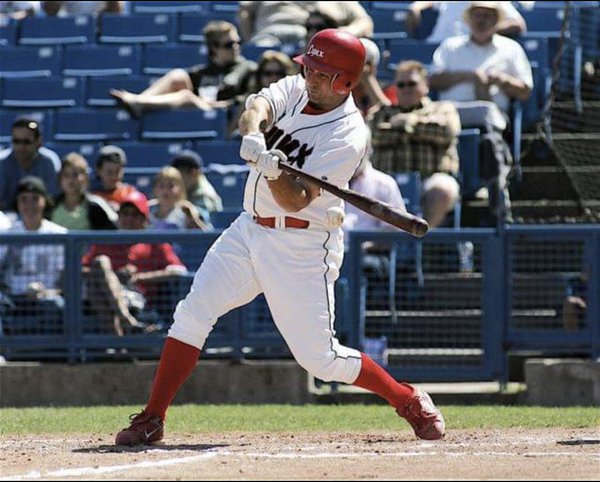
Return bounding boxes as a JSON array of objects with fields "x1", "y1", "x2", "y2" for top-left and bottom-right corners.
[{"x1": 110, "y1": 21, "x2": 256, "y2": 118}]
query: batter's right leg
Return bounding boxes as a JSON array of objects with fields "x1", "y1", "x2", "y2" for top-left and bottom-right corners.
[{"x1": 116, "y1": 217, "x2": 261, "y2": 446}]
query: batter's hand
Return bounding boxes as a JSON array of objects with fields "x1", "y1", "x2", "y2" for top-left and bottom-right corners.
[
  {"x1": 239, "y1": 131, "x2": 267, "y2": 163},
  {"x1": 256, "y1": 149, "x2": 285, "y2": 180},
  {"x1": 326, "y1": 206, "x2": 345, "y2": 228}
]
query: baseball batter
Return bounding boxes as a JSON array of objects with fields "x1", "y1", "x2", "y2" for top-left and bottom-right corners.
[{"x1": 115, "y1": 29, "x2": 444, "y2": 446}]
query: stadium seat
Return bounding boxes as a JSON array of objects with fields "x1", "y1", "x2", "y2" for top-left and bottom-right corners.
[
  {"x1": 386, "y1": 40, "x2": 439, "y2": 70},
  {"x1": 141, "y1": 108, "x2": 228, "y2": 140},
  {"x1": 98, "y1": 13, "x2": 176, "y2": 44},
  {"x1": 44, "y1": 141, "x2": 100, "y2": 162},
  {"x1": 132, "y1": 1, "x2": 207, "y2": 14},
  {"x1": 142, "y1": 44, "x2": 207, "y2": 74},
  {"x1": 241, "y1": 43, "x2": 274, "y2": 62},
  {"x1": 86, "y1": 76, "x2": 155, "y2": 107},
  {"x1": 457, "y1": 128, "x2": 482, "y2": 198},
  {"x1": 0, "y1": 16, "x2": 17, "y2": 46},
  {"x1": 368, "y1": 4, "x2": 410, "y2": 40},
  {"x1": 119, "y1": 167, "x2": 159, "y2": 196},
  {"x1": 177, "y1": 12, "x2": 235, "y2": 42},
  {"x1": 519, "y1": 36, "x2": 551, "y2": 71},
  {"x1": 0, "y1": 110, "x2": 54, "y2": 145},
  {"x1": 0, "y1": 46, "x2": 61, "y2": 78},
  {"x1": 204, "y1": 166, "x2": 249, "y2": 209},
  {"x1": 18, "y1": 15, "x2": 95, "y2": 45},
  {"x1": 63, "y1": 45, "x2": 141, "y2": 77},
  {"x1": 195, "y1": 140, "x2": 243, "y2": 165},
  {"x1": 1, "y1": 77, "x2": 85, "y2": 109},
  {"x1": 520, "y1": 8, "x2": 566, "y2": 35},
  {"x1": 53, "y1": 109, "x2": 138, "y2": 142},
  {"x1": 210, "y1": 209, "x2": 242, "y2": 229},
  {"x1": 112, "y1": 141, "x2": 193, "y2": 168}
]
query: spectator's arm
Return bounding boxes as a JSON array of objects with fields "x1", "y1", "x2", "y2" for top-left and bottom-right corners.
[
  {"x1": 429, "y1": 70, "x2": 479, "y2": 91},
  {"x1": 102, "y1": 1, "x2": 123, "y2": 14},
  {"x1": 238, "y1": 2, "x2": 255, "y2": 42},
  {"x1": 406, "y1": 1, "x2": 435, "y2": 37},
  {"x1": 410, "y1": 105, "x2": 461, "y2": 145},
  {"x1": 131, "y1": 265, "x2": 187, "y2": 284},
  {"x1": 339, "y1": 2, "x2": 374, "y2": 38},
  {"x1": 487, "y1": 71, "x2": 532, "y2": 102}
]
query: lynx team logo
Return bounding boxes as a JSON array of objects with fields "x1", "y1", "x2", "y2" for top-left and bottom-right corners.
[{"x1": 307, "y1": 44, "x2": 324, "y2": 58}]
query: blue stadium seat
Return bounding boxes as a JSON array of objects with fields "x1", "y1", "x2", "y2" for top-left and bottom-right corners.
[
  {"x1": 132, "y1": 1, "x2": 207, "y2": 14},
  {"x1": 520, "y1": 8, "x2": 565, "y2": 35},
  {"x1": 195, "y1": 139, "x2": 243, "y2": 165},
  {"x1": 178, "y1": 12, "x2": 236, "y2": 42},
  {"x1": 457, "y1": 128, "x2": 482, "y2": 198},
  {"x1": 86, "y1": 75, "x2": 155, "y2": 107},
  {"x1": 143, "y1": 44, "x2": 207, "y2": 74},
  {"x1": 368, "y1": 3, "x2": 410, "y2": 40},
  {"x1": 0, "y1": 46, "x2": 61, "y2": 78},
  {"x1": 0, "y1": 110, "x2": 54, "y2": 144},
  {"x1": 119, "y1": 167, "x2": 159, "y2": 196},
  {"x1": 53, "y1": 109, "x2": 138, "y2": 142},
  {"x1": 386, "y1": 40, "x2": 439, "y2": 70},
  {"x1": 18, "y1": 15, "x2": 95, "y2": 45},
  {"x1": 0, "y1": 16, "x2": 17, "y2": 46},
  {"x1": 98, "y1": 13, "x2": 176, "y2": 44},
  {"x1": 210, "y1": 209, "x2": 242, "y2": 229},
  {"x1": 44, "y1": 141, "x2": 100, "y2": 163},
  {"x1": 204, "y1": 166, "x2": 249, "y2": 209},
  {"x1": 1, "y1": 77, "x2": 85, "y2": 109},
  {"x1": 141, "y1": 109, "x2": 228, "y2": 140},
  {"x1": 63, "y1": 45, "x2": 141, "y2": 77},
  {"x1": 394, "y1": 171, "x2": 422, "y2": 214},
  {"x1": 113, "y1": 141, "x2": 193, "y2": 168},
  {"x1": 519, "y1": 36, "x2": 551, "y2": 71},
  {"x1": 240, "y1": 43, "x2": 275, "y2": 62}
]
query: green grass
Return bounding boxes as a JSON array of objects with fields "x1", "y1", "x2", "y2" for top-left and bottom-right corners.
[{"x1": 1, "y1": 405, "x2": 598, "y2": 435}]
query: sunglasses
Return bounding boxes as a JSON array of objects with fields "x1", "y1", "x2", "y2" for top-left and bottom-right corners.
[
  {"x1": 12, "y1": 137, "x2": 35, "y2": 145},
  {"x1": 212, "y1": 40, "x2": 240, "y2": 49},
  {"x1": 260, "y1": 69, "x2": 286, "y2": 77},
  {"x1": 396, "y1": 81, "x2": 419, "y2": 89}
]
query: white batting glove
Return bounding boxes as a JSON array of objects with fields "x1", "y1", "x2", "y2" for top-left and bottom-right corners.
[
  {"x1": 326, "y1": 207, "x2": 345, "y2": 228},
  {"x1": 239, "y1": 131, "x2": 267, "y2": 163},
  {"x1": 256, "y1": 149, "x2": 285, "y2": 180}
]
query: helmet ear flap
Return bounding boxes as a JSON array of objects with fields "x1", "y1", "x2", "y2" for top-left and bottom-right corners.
[{"x1": 331, "y1": 73, "x2": 352, "y2": 96}]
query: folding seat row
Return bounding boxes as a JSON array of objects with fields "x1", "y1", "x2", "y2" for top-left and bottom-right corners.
[{"x1": 0, "y1": 44, "x2": 209, "y2": 79}]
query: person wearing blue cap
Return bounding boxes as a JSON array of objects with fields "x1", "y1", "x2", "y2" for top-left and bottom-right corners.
[{"x1": 170, "y1": 150, "x2": 223, "y2": 223}]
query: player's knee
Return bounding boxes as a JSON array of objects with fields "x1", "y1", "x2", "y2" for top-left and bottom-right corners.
[{"x1": 297, "y1": 355, "x2": 354, "y2": 384}]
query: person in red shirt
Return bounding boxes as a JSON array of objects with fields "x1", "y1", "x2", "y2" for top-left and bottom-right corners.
[
  {"x1": 91, "y1": 145, "x2": 139, "y2": 212},
  {"x1": 82, "y1": 191, "x2": 187, "y2": 336}
]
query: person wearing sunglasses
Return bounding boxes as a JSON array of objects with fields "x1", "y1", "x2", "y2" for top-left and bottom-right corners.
[
  {"x1": 369, "y1": 61, "x2": 461, "y2": 230},
  {"x1": 0, "y1": 118, "x2": 60, "y2": 213},
  {"x1": 110, "y1": 21, "x2": 255, "y2": 118}
]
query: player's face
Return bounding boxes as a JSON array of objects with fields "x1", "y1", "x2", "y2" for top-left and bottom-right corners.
[{"x1": 304, "y1": 65, "x2": 343, "y2": 110}]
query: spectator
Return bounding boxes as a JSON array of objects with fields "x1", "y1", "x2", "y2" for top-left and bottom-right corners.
[
  {"x1": 148, "y1": 166, "x2": 210, "y2": 231},
  {"x1": 0, "y1": 1, "x2": 37, "y2": 19},
  {"x1": 0, "y1": 176, "x2": 66, "y2": 335},
  {"x1": 429, "y1": 0, "x2": 533, "y2": 225},
  {"x1": 170, "y1": 150, "x2": 223, "y2": 223},
  {"x1": 110, "y1": 21, "x2": 255, "y2": 118},
  {"x1": 0, "y1": 118, "x2": 60, "y2": 213},
  {"x1": 82, "y1": 191, "x2": 187, "y2": 336},
  {"x1": 50, "y1": 152, "x2": 118, "y2": 230},
  {"x1": 369, "y1": 60, "x2": 461, "y2": 229},
  {"x1": 354, "y1": 37, "x2": 392, "y2": 116},
  {"x1": 91, "y1": 145, "x2": 139, "y2": 212},
  {"x1": 231, "y1": 49, "x2": 297, "y2": 134},
  {"x1": 38, "y1": 1, "x2": 124, "y2": 16},
  {"x1": 239, "y1": 1, "x2": 373, "y2": 47},
  {"x1": 407, "y1": 1, "x2": 526, "y2": 42}
]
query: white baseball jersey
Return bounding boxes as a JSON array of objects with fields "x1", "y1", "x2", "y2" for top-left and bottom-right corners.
[
  {"x1": 243, "y1": 74, "x2": 368, "y2": 229},
  {"x1": 170, "y1": 74, "x2": 368, "y2": 384}
]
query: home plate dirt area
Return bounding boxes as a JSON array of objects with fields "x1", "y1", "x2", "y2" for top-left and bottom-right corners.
[{"x1": 1, "y1": 429, "x2": 599, "y2": 480}]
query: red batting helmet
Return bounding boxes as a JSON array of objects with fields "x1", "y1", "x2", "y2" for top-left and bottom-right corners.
[{"x1": 293, "y1": 28, "x2": 366, "y2": 96}]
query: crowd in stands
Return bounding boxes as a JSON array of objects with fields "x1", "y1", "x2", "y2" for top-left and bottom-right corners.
[{"x1": 3, "y1": 0, "x2": 572, "y2": 339}]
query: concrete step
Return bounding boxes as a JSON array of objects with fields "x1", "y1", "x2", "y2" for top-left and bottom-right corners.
[{"x1": 512, "y1": 167, "x2": 579, "y2": 200}]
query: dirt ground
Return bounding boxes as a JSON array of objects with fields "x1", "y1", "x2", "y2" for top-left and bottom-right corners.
[{"x1": 1, "y1": 428, "x2": 599, "y2": 480}]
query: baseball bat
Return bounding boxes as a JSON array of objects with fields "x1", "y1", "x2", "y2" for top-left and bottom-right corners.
[{"x1": 278, "y1": 163, "x2": 429, "y2": 237}]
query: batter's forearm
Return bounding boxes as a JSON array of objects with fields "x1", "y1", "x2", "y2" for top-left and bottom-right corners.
[{"x1": 239, "y1": 96, "x2": 272, "y2": 135}]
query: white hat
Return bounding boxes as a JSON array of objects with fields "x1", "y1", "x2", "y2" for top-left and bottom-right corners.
[{"x1": 463, "y1": 1, "x2": 506, "y2": 25}]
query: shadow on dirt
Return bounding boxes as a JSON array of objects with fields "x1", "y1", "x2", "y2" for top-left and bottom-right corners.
[
  {"x1": 73, "y1": 443, "x2": 229, "y2": 454},
  {"x1": 556, "y1": 439, "x2": 600, "y2": 446}
]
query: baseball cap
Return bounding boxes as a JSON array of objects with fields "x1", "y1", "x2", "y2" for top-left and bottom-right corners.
[
  {"x1": 119, "y1": 191, "x2": 150, "y2": 219},
  {"x1": 97, "y1": 145, "x2": 127, "y2": 166},
  {"x1": 16, "y1": 176, "x2": 48, "y2": 197},
  {"x1": 170, "y1": 150, "x2": 204, "y2": 170}
]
